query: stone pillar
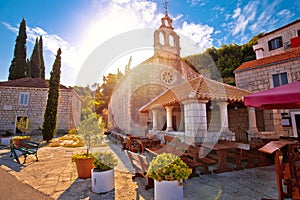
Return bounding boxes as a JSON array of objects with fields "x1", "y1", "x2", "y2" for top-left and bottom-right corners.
[
  {"x1": 217, "y1": 101, "x2": 229, "y2": 131},
  {"x1": 165, "y1": 106, "x2": 174, "y2": 131},
  {"x1": 151, "y1": 109, "x2": 159, "y2": 131},
  {"x1": 247, "y1": 107, "x2": 259, "y2": 140},
  {"x1": 183, "y1": 99, "x2": 208, "y2": 144},
  {"x1": 217, "y1": 101, "x2": 234, "y2": 140}
]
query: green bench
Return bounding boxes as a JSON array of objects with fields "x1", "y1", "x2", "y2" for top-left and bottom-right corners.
[{"x1": 10, "y1": 140, "x2": 40, "y2": 164}]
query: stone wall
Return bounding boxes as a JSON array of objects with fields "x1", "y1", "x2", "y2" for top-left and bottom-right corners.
[
  {"x1": 256, "y1": 22, "x2": 300, "y2": 58},
  {"x1": 0, "y1": 86, "x2": 82, "y2": 134},
  {"x1": 235, "y1": 53, "x2": 300, "y2": 137},
  {"x1": 235, "y1": 59, "x2": 300, "y2": 93}
]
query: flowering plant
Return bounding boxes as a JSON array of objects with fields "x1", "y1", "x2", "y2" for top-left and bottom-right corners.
[
  {"x1": 92, "y1": 151, "x2": 118, "y2": 171},
  {"x1": 71, "y1": 152, "x2": 94, "y2": 163},
  {"x1": 146, "y1": 153, "x2": 192, "y2": 185}
]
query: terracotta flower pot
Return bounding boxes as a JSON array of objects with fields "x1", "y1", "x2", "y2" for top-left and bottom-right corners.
[{"x1": 75, "y1": 158, "x2": 94, "y2": 178}]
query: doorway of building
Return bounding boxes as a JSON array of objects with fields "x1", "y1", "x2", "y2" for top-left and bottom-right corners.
[{"x1": 291, "y1": 112, "x2": 300, "y2": 138}]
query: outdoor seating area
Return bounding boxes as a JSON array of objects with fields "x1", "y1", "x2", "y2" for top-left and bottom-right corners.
[
  {"x1": 107, "y1": 130, "x2": 300, "y2": 200},
  {"x1": 109, "y1": 131, "x2": 273, "y2": 175}
]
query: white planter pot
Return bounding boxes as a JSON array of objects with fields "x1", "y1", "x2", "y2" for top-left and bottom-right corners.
[
  {"x1": 1, "y1": 137, "x2": 11, "y2": 146},
  {"x1": 91, "y1": 168, "x2": 114, "y2": 193},
  {"x1": 154, "y1": 180, "x2": 183, "y2": 200}
]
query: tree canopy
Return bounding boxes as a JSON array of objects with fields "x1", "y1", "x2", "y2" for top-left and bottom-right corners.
[
  {"x1": 42, "y1": 48, "x2": 62, "y2": 142},
  {"x1": 8, "y1": 18, "x2": 27, "y2": 80},
  {"x1": 184, "y1": 33, "x2": 264, "y2": 85}
]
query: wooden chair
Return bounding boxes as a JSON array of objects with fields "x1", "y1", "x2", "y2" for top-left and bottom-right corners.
[
  {"x1": 126, "y1": 136, "x2": 139, "y2": 153},
  {"x1": 125, "y1": 150, "x2": 154, "y2": 190},
  {"x1": 159, "y1": 135, "x2": 177, "y2": 147},
  {"x1": 117, "y1": 135, "x2": 127, "y2": 150},
  {"x1": 233, "y1": 126, "x2": 249, "y2": 143},
  {"x1": 146, "y1": 133, "x2": 156, "y2": 139}
]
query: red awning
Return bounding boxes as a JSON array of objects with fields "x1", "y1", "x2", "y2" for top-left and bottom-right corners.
[{"x1": 244, "y1": 81, "x2": 300, "y2": 109}]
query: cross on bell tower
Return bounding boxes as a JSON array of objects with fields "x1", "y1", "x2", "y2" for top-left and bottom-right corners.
[{"x1": 163, "y1": 1, "x2": 169, "y2": 15}]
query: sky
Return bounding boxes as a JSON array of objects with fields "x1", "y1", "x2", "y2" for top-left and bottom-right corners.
[{"x1": 0, "y1": 0, "x2": 299, "y2": 87}]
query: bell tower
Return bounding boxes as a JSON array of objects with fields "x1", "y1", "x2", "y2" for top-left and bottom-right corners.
[{"x1": 154, "y1": 1, "x2": 181, "y2": 59}]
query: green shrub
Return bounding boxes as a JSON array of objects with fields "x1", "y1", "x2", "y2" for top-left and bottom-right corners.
[
  {"x1": 92, "y1": 151, "x2": 118, "y2": 171},
  {"x1": 146, "y1": 153, "x2": 192, "y2": 184}
]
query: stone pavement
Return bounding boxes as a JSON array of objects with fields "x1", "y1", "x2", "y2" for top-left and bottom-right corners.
[{"x1": 0, "y1": 139, "x2": 281, "y2": 200}]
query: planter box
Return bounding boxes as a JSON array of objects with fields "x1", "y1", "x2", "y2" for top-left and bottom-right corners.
[
  {"x1": 154, "y1": 180, "x2": 183, "y2": 200},
  {"x1": 91, "y1": 168, "x2": 114, "y2": 193}
]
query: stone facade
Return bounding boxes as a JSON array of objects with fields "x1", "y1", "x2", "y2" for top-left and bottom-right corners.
[
  {"x1": 235, "y1": 19, "x2": 300, "y2": 138},
  {"x1": 235, "y1": 59, "x2": 300, "y2": 92},
  {"x1": 0, "y1": 86, "x2": 82, "y2": 134},
  {"x1": 253, "y1": 19, "x2": 300, "y2": 59}
]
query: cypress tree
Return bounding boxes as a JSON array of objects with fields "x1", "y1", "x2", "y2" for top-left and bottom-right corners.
[
  {"x1": 39, "y1": 36, "x2": 46, "y2": 79},
  {"x1": 28, "y1": 38, "x2": 41, "y2": 78},
  {"x1": 8, "y1": 18, "x2": 27, "y2": 80},
  {"x1": 42, "y1": 48, "x2": 62, "y2": 142},
  {"x1": 25, "y1": 58, "x2": 30, "y2": 77}
]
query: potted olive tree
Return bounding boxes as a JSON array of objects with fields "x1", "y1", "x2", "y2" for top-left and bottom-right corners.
[
  {"x1": 146, "y1": 153, "x2": 192, "y2": 200},
  {"x1": 91, "y1": 151, "x2": 118, "y2": 193},
  {"x1": 71, "y1": 113, "x2": 103, "y2": 178}
]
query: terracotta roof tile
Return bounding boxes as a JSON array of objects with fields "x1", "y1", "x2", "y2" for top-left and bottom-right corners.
[
  {"x1": 0, "y1": 78, "x2": 69, "y2": 89},
  {"x1": 139, "y1": 76, "x2": 252, "y2": 112},
  {"x1": 234, "y1": 47, "x2": 300, "y2": 73}
]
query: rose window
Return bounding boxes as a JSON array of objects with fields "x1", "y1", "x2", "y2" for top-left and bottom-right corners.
[{"x1": 161, "y1": 70, "x2": 175, "y2": 84}]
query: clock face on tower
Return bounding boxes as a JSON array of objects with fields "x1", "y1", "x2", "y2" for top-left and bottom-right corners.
[{"x1": 161, "y1": 69, "x2": 176, "y2": 85}]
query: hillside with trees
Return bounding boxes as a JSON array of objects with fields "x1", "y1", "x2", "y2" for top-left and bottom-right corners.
[{"x1": 184, "y1": 33, "x2": 264, "y2": 85}]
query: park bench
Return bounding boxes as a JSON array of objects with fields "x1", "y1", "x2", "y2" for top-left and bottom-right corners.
[
  {"x1": 125, "y1": 150, "x2": 154, "y2": 190},
  {"x1": 10, "y1": 140, "x2": 40, "y2": 164}
]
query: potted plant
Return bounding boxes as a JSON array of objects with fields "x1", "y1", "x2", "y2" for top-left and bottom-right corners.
[
  {"x1": 146, "y1": 153, "x2": 192, "y2": 200},
  {"x1": 11, "y1": 135, "x2": 31, "y2": 148},
  {"x1": 91, "y1": 151, "x2": 118, "y2": 193},
  {"x1": 72, "y1": 113, "x2": 102, "y2": 178}
]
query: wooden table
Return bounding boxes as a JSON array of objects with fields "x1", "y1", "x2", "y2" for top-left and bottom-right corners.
[
  {"x1": 136, "y1": 138, "x2": 161, "y2": 154},
  {"x1": 202, "y1": 142, "x2": 239, "y2": 173},
  {"x1": 146, "y1": 146, "x2": 183, "y2": 157}
]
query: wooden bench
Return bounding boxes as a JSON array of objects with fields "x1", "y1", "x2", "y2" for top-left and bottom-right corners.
[
  {"x1": 175, "y1": 142, "x2": 215, "y2": 175},
  {"x1": 10, "y1": 140, "x2": 40, "y2": 164},
  {"x1": 125, "y1": 150, "x2": 153, "y2": 190},
  {"x1": 217, "y1": 140, "x2": 254, "y2": 170},
  {"x1": 117, "y1": 135, "x2": 127, "y2": 150}
]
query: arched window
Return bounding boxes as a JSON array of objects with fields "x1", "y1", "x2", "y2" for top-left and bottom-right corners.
[
  {"x1": 169, "y1": 35, "x2": 174, "y2": 47},
  {"x1": 159, "y1": 32, "x2": 165, "y2": 45}
]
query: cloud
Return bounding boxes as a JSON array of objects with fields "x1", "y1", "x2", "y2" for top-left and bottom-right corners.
[
  {"x1": 213, "y1": 6, "x2": 225, "y2": 13},
  {"x1": 232, "y1": 8, "x2": 241, "y2": 19},
  {"x1": 2, "y1": 22, "x2": 18, "y2": 32},
  {"x1": 231, "y1": 1, "x2": 258, "y2": 36},
  {"x1": 177, "y1": 21, "x2": 214, "y2": 52},
  {"x1": 276, "y1": 9, "x2": 295, "y2": 18},
  {"x1": 249, "y1": 0, "x2": 282, "y2": 34},
  {"x1": 186, "y1": 0, "x2": 207, "y2": 7}
]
